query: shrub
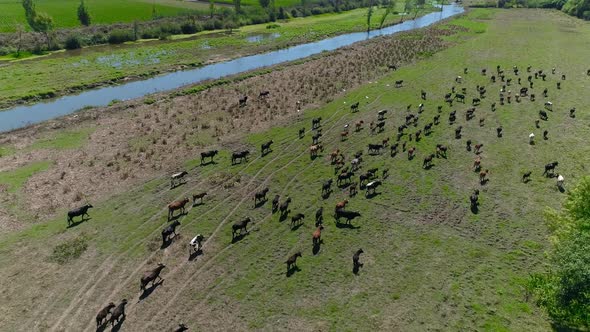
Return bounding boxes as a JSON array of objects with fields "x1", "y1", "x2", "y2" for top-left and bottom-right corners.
[
  {"x1": 0, "y1": 46, "x2": 16, "y2": 56},
  {"x1": 141, "y1": 28, "x2": 161, "y2": 39},
  {"x1": 64, "y1": 34, "x2": 82, "y2": 50},
  {"x1": 160, "y1": 23, "x2": 182, "y2": 34},
  {"x1": 203, "y1": 19, "x2": 223, "y2": 30},
  {"x1": 181, "y1": 22, "x2": 200, "y2": 34},
  {"x1": 49, "y1": 235, "x2": 88, "y2": 264},
  {"x1": 108, "y1": 29, "x2": 135, "y2": 44},
  {"x1": 266, "y1": 23, "x2": 281, "y2": 29},
  {"x1": 90, "y1": 33, "x2": 107, "y2": 45}
]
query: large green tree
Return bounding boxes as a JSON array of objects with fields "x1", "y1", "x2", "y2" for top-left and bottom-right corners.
[{"x1": 531, "y1": 177, "x2": 590, "y2": 329}]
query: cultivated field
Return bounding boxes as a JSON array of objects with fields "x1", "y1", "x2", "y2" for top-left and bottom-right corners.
[
  {"x1": 1, "y1": 7, "x2": 589, "y2": 331},
  {"x1": 0, "y1": 0, "x2": 209, "y2": 32}
]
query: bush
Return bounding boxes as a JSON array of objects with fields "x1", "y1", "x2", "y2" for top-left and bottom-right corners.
[
  {"x1": 0, "y1": 46, "x2": 16, "y2": 56},
  {"x1": 64, "y1": 34, "x2": 82, "y2": 50},
  {"x1": 90, "y1": 33, "x2": 108, "y2": 45},
  {"x1": 203, "y1": 19, "x2": 223, "y2": 30},
  {"x1": 266, "y1": 23, "x2": 281, "y2": 29},
  {"x1": 160, "y1": 23, "x2": 182, "y2": 34},
  {"x1": 108, "y1": 29, "x2": 135, "y2": 44},
  {"x1": 49, "y1": 235, "x2": 88, "y2": 264},
  {"x1": 181, "y1": 22, "x2": 203, "y2": 34},
  {"x1": 140, "y1": 28, "x2": 161, "y2": 39}
]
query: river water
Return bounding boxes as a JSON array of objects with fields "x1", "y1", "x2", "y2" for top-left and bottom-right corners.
[{"x1": 0, "y1": 4, "x2": 464, "y2": 133}]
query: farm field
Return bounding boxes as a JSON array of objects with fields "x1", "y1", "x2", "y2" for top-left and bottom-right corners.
[
  {"x1": 1, "y1": 7, "x2": 590, "y2": 331},
  {"x1": 0, "y1": 5, "x2": 428, "y2": 109},
  {"x1": 0, "y1": 0, "x2": 209, "y2": 32}
]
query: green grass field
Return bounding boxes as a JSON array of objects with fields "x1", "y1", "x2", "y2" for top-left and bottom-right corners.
[
  {"x1": 0, "y1": 6, "x2": 423, "y2": 107},
  {"x1": 0, "y1": 0, "x2": 209, "y2": 32},
  {"x1": 1, "y1": 7, "x2": 589, "y2": 331}
]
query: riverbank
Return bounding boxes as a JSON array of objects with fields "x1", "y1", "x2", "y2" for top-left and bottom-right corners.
[{"x1": 0, "y1": 5, "x2": 439, "y2": 110}]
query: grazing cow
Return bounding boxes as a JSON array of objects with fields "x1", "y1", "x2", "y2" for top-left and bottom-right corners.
[
  {"x1": 321, "y1": 179, "x2": 333, "y2": 196},
  {"x1": 481, "y1": 68, "x2": 487, "y2": 75},
  {"x1": 261, "y1": 140, "x2": 274, "y2": 155},
  {"x1": 382, "y1": 168, "x2": 389, "y2": 179},
  {"x1": 353, "y1": 249, "x2": 364, "y2": 272},
  {"x1": 350, "y1": 102, "x2": 360, "y2": 112},
  {"x1": 335, "y1": 199, "x2": 349, "y2": 212},
  {"x1": 168, "y1": 198, "x2": 189, "y2": 220},
  {"x1": 474, "y1": 144, "x2": 483, "y2": 154},
  {"x1": 355, "y1": 120, "x2": 364, "y2": 132},
  {"x1": 279, "y1": 197, "x2": 292, "y2": 217},
  {"x1": 335, "y1": 209, "x2": 361, "y2": 224},
  {"x1": 455, "y1": 126, "x2": 462, "y2": 139},
  {"x1": 291, "y1": 213, "x2": 305, "y2": 228},
  {"x1": 365, "y1": 181, "x2": 382, "y2": 196},
  {"x1": 298, "y1": 127, "x2": 305, "y2": 139},
  {"x1": 543, "y1": 130, "x2": 549, "y2": 140},
  {"x1": 359, "y1": 173, "x2": 371, "y2": 187},
  {"x1": 376, "y1": 121, "x2": 385, "y2": 132},
  {"x1": 472, "y1": 98, "x2": 481, "y2": 106},
  {"x1": 108, "y1": 299, "x2": 128, "y2": 327},
  {"x1": 455, "y1": 93, "x2": 465, "y2": 103},
  {"x1": 407, "y1": 147, "x2": 416, "y2": 160},
  {"x1": 497, "y1": 126, "x2": 503, "y2": 138},
  {"x1": 473, "y1": 156, "x2": 481, "y2": 171},
  {"x1": 570, "y1": 107, "x2": 576, "y2": 118},
  {"x1": 479, "y1": 169, "x2": 489, "y2": 185},
  {"x1": 349, "y1": 182, "x2": 358, "y2": 197},
  {"x1": 424, "y1": 123, "x2": 433, "y2": 135},
  {"x1": 418, "y1": 103, "x2": 424, "y2": 113},
  {"x1": 421, "y1": 90, "x2": 427, "y2": 100},
  {"x1": 231, "y1": 150, "x2": 250, "y2": 164},
  {"x1": 285, "y1": 252, "x2": 302, "y2": 272},
  {"x1": 340, "y1": 130, "x2": 349, "y2": 141},
  {"x1": 312, "y1": 226, "x2": 324, "y2": 247},
  {"x1": 140, "y1": 263, "x2": 166, "y2": 292},
  {"x1": 433, "y1": 115, "x2": 440, "y2": 125},
  {"x1": 544, "y1": 101, "x2": 553, "y2": 111},
  {"x1": 388, "y1": 64, "x2": 398, "y2": 70},
  {"x1": 390, "y1": 143, "x2": 399, "y2": 157},
  {"x1": 350, "y1": 158, "x2": 360, "y2": 171},
  {"x1": 232, "y1": 217, "x2": 252, "y2": 239},
  {"x1": 557, "y1": 174, "x2": 565, "y2": 188},
  {"x1": 378, "y1": 109, "x2": 388, "y2": 120},
  {"x1": 67, "y1": 204, "x2": 93, "y2": 226},
  {"x1": 174, "y1": 324, "x2": 189, "y2": 332},
  {"x1": 200, "y1": 150, "x2": 219, "y2": 165},
  {"x1": 96, "y1": 302, "x2": 116, "y2": 327},
  {"x1": 539, "y1": 110, "x2": 548, "y2": 121},
  {"x1": 479, "y1": 118, "x2": 485, "y2": 127},
  {"x1": 315, "y1": 207, "x2": 324, "y2": 226},
  {"x1": 466, "y1": 140, "x2": 472, "y2": 151},
  {"x1": 368, "y1": 143, "x2": 384, "y2": 154},
  {"x1": 557, "y1": 82, "x2": 562, "y2": 89},
  {"x1": 259, "y1": 90, "x2": 270, "y2": 98},
  {"x1": 436, "y1": 144, "x2": 448, "y2": 158},
  {"x1": 543, "y1": 162, "x2": 559, "y2": 177},
  {"x1": 312, "y1": 117, "x2": 322, "y2": 129},
  {"x1": 254, "y1": 187, "x2": 269, "y2": 205},
  {"x1": 239, "y1": 96, "x2": 248, "y2": 107},
  {"x1": 543, "y1": 88, "x2": 548, "y2": 98},
  {"x1": 170, "y1": 171, "x2": 188, "y2": 188},
  {"x1": 423, "y1": 154, "x2": 435, "y2": 168},
  {"x1": 310, "y1": 144, "x2": 323, "y2": 158},
  {"x1": 312, "y1": 132, "x2": 322, "y2": 144},
  {"x1": 192, "y1": 192, "x2": 207, "y2": 205},
  {"x1": 449, "y1": 111, "x2": 456, "y2": 123},
  {"x1": 415, "y1": 130, "x2": 422, "y2": 141},
  {"x1": 272, "y1": 195, "x2": 280, "y2": 212},
  {"x1": 470, "y1": 189, "x2": 479, "y2": 210},
  {"x1": 162, "y1": 220, "x2": 181, "y2": 245},
  {"x1": 189, "y1": 234, "x2": 204, "y2": 255},
  {"x1": 395, "y1": 80, "x2": 404, "y2": 88},
  {"x1": 522, "y1": 171, "x2": 532, "y2": 183},
  {"x1": 529, "y1": 133, "x2": 535, "y2": 145}
]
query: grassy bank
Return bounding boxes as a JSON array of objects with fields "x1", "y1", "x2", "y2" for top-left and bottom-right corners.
[
  {"x1": 1, "y1": 7, "x2": 589, "y2": 331},
  {"x1": 0, "y1": 4, "x2": 435, "y2": 108}
]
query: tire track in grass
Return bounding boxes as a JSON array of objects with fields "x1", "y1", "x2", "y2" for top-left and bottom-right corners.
[{"x1": 77, "y1": 107, "x2": 350, "y2": 331}]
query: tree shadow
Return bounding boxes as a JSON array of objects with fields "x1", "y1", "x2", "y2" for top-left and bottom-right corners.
[
  {"x1": 139, "y1": 279, "x2": 164, "y2": 301},
  {"x1": 67, "y1": 217, "x2": 91, "y2": 229},
  {"x1": 286, "y1": 265, "x2": 301, "y2": 278}
]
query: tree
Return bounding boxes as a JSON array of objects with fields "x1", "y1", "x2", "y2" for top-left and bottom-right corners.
[
  {"x1": 400, "y1": 0, "x2": 414, "y2": 22},
  {"x1": 379, "y1": 0, "x2": 397, "y2": 28},
  {"x1": 259, "y1": 0, "x2": 271, "y2": 8},
  {"x1": 33, "y1": 12, "x2": 54, "y2": 49},
  {"x1": 209, "y1": 0, "x2": 215, "y2": 18},
  {"x1": 77, "y1": 0, "x2": 91, "y2": 26},
  {"x1": 22, "y1": 0, "x2": 37, "y2": 29},
  {"x1": 152, "y1": 4, "x2": 158, "y2": 19},
  {"x1": 366, "y1": 0, "x2": 374, "y2": 32},
  {"x1": 530, "y1": 177, "x2": 590, "y2": 329},
  {"x1": 15, "y1": 24, "x2": 25, "y2": 56},
  {"x1": 413, "y1": 0, "x2": 424, "y2": 18},
  {"x1": 233, "y1": 0, "x2": 241, "y2": 13}
]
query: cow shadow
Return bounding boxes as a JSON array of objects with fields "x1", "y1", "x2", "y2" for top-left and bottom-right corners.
[
  {"x1": 286, "y1": 265, "x2": 301, "y2": 278},
  {"x1": 231, "y1": 232, "x2": 248, "y2": 244},
  {"x1": 170, "y1": 181, "x2": 187, "y2": 190},
  {"x1": 365, "y1": 192, "x2": 381, "y2": 199},
  {"x1": 290, "y1": 223, "x2": 304, "y2": 231},
  {"x1": 200, "y1": 160, "x2": 217, "y2": 167},
  {"x1": 67, "y1": 217, "x2": 91, "y2": 229},
  {"x1": 423, "y1": 164, "x2": 434, "y2": 170},
  {"x1": 279, "y1": 212, "x2": 290, "y2": 222},
  {"x1": 321, "y1": 191, "x2": 332, "y2": 199},
  {"x1": 254, "y1": 199, "x2": 267, "y2": 209},
  {"x1": 470, "y1": 204, "x2": 479, "y2": 214},
  {"x1": 312, "y1": 241, "x2": 323, "y2": 255},
  {"x1": 160, "y1": 236, "x2": 178, "y2": 249},
  {"x1": 335, "y1": 221, "x2": 360, "y2": 229},
  {"x1": 139, "y1": 279, "x2": 164, "y2": 301},
  {"x1": 188, "y1": 249, "x2": 203, "y2": 261},
  {"x1": 110, "y1": 316, "x2": 126, "y2": 332},
  {"x1": 353, "y1": 264, "x2": 364, "y2": 275}
]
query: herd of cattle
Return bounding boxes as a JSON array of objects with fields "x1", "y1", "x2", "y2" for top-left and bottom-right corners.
[{"x1": 63, "y1": 64, "x2": 583, "y2": 330}]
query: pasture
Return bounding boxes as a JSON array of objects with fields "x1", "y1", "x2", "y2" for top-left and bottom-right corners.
[
  {"x1": 1, "y1": 7, "x2": 589, "y2": 331},
  {"x1": 0, "y1": 0, "x2": 208, "y2": 32}
]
